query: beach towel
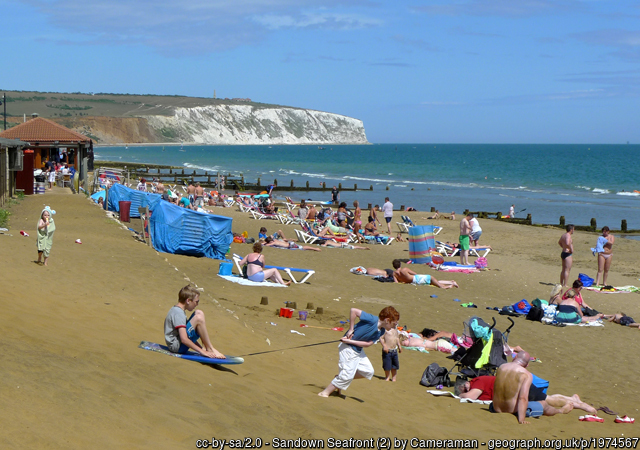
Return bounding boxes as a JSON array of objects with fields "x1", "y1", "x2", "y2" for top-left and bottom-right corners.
[
  {"x1": 584, "y1": 285, "x2": 639, "y2": 294},
  {"x1": 426, "y1": 390, "x2": 492, "y2": 405},
  {"x1": 217, "y1": 274, "x2": 287, "y2": 287},
  {"x1": 543, "y1": 318, "x2": 604, "y2": 327},
  {"x1": 590, "y1": 236, "x2": 608, "y2": 254}
]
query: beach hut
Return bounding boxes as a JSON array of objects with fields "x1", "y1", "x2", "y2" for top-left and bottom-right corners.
[
  {"x1": 0, "y1": 117, "x2": 93, "y2": 195},
  {"x1": 0, "y1": 137, "x2": 28, "y2": 206}
]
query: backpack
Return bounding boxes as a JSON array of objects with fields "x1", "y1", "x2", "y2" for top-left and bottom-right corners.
[
  {"x1": 526, "y1": 306, "x2": 544, "y2": 322},
  {"x1": 420, "y1": 362, "x2": 450, "y2": 387},
  {"x1": 578, "y1": 273, "x2": 594, "y2": 287}
]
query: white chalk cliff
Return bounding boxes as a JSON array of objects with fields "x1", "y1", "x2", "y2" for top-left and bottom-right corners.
[{"x1": 143, "y1": 104, "x2": 368, "y2": 145}]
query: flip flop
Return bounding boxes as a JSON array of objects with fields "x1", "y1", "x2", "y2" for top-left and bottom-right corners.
[
  {"x1": 615, "y1": 416, "x2": 635, "y2": 424},
  {"x1": 597, "y1": 406, "x2": 618, "y2": 415},
  {"x1": 579, "y1": 415, "x2": 604, "y2": 423}
]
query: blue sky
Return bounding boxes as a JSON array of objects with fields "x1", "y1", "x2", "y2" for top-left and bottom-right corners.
[{"x1": 2, "y1": 0, "x2": 640, "y2": 143}]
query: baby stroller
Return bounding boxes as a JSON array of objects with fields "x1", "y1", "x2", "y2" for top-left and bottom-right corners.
[{"x1": 446, "y1": 316, "x2": 515, "y2": 385}]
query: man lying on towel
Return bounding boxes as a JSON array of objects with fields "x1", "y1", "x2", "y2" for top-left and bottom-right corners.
[
  {"x1": 491, "y1": 351, "x2": 596, "y2": 424},
  {"x1": 264, "y1": 236, "x2": 321, "y2": 252},
  {"x1": 455, "y1": 375, "x2": 597, "y2": 416},
  {"x1": 392, "y1": 259, "x2": 459, "y2": 289}
]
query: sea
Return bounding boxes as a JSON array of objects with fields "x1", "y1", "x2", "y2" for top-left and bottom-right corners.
[{"x1": 95, "y1": 143, "x2": 640, "y2": 232}]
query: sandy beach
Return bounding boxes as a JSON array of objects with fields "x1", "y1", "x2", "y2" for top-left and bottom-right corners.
[{"x1": 2, "y1": 187, "x2": 640, "y2": 449}]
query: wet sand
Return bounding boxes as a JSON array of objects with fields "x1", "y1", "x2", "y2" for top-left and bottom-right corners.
[{"x1": 2, "y1": 188, "x2": 640, "y2": 448}]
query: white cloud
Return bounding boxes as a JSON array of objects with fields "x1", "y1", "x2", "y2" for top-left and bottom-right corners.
[{"x1": 22, "y1": 0, "x2": 382, "y2": 56}]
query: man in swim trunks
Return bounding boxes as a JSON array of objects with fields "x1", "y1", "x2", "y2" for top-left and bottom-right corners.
[
  {"x1": 492, "y1": 351, "x2": 574, "y2": 424},
  {"x1": 456, "y1": 375, "x2": 597, "y2": 415},
  {"x1": 194, "y1": 182, "x2": 205, "y2": 208},
  {"x1": 558, "y1": 224, "x2": 574, "y2": 287},
  {"x1": 459, "y1": 213, "x2": 472, "y2": 265},
  {"x1": 391, "y1": 259, "x2": 459, "y2": 289}
]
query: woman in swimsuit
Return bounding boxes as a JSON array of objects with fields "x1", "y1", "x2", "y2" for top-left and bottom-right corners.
[
  {"x1": 352, "y1": 200, "x2": 364, "y2": 243},
  {"x1": 239, "y1": 242, "x2": 291, "y2": 285},
  {"x1": 556, "y1": 287, "x2": 603, "y2": 324},
  {"x1": 595, "y1": 226, "x2": 615, "y2": 286}
]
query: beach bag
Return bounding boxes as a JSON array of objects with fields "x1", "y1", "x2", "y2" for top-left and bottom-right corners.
[
  {"x1": 420, "y1": 363, "x2": 450, "y2": 387},
  {"x1": 474, "y1": 257, "x2": 488, "y2": 269},
  {"x1": 531, "y1": 298, "x2": 549, "y2": 309},
  {"x1": 583, "y1": 307, "x2": 601, "y2": 317},
  {"x1": 526, "y1": 306, "x2": 544, "y2": 322},
  {"x1": 218, "y1": 262, "x2": 233, "y2": 276},
  {"x1": 578, "y1": 273, "x2": 594, "y2": 287},
  {"x1": 512, "y1": 299, "x2": 532, "y2": 315}
]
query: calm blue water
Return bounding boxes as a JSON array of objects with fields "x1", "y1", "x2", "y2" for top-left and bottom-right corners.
[{"x1": 95, "y1": 144, "x2": 640, "y2": 229}]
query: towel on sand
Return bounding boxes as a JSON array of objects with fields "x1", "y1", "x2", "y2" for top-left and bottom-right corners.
[{"x1": 217, "y1": 274, "x2": 287, "y2": 287}]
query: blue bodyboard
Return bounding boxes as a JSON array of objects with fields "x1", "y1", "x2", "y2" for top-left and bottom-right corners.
[{"x1": 139, "y1": 341, "x2": 244, "y2": 365}]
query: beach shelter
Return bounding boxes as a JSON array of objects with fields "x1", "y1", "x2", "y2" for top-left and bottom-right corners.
[
  {"x1": 149, "y1": 200, "x2": 233, "y2": 260},
  {"x1": 107, "y1": 183, "x2": 162, "y2": 218},
  {"x1": 408, "y1": 225, "x2": 436, "y2": 264}
]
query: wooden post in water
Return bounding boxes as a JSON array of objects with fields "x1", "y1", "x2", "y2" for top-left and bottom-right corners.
[
  {"x1": 338, "y1": 183, "x2": 342, "y2": 190},
  {"x1": 590, "y1": 218, "x2": 597, "y2": 232},
  {"x1": 354, "y1": 184, "x2": 357, "y2": 190},
  {"x1": 526, "y1": 214, "x2": 532, "y2": 225},
  {"x1": 622, "y1": 220, "x2": 627, "y2": 232},
  {"x1": 559, "y1": 216, "x2": 565, "y2": 227},
  {"x1": 290, "y1": 180, "x2": 294, "y2": 188}
]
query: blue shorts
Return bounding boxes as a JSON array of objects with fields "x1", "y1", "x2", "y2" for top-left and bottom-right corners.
[
  {"x1": 382, "y1": 349, "x2": 399, "y2": 371},
  {"x1": 488, "y1": 401, "x2": 544, "y2": 418},
  {"x1": 178, "y1": 317, "x2": 200, "y2": 353},
  {"x1": 385, "y1": 217, "x2": 392, "y2": 223},
  {"x1": 248, "y1": 271, "x2": 265, "y2": 282},
  {"x1": 471, "y1": 231, "x2": 482, "y2": 242}
]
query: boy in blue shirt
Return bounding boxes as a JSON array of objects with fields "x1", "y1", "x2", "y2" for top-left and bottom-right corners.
[{"x1": 319, "y1": 306, "x2": 400, "y2": 397}]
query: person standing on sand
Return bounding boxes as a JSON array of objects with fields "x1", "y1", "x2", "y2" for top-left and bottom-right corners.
[
  {"x1": 194, "y1": 182, "x2": 205, "y2": 209},
  {"x1": 380, "y1": 326, "x2": 401, "y2": 382},
  {"x1": 459, "y1": 213, "x2": 472, "y2": 265},
  {"x1": 382, "y1": 197, "x2": 393, "y2": 235},
  {"x1": 36, "y1": 207, "x2": 56, "y2": 266},
  {"x1": 558, "y1": 224, "x2": 574, "y2": 287},
  {"x1": 187, "y1": 181, "x2": 196, "y2": 204},
  {"x1": 369, "y1": 204, "x2": 381, "y2": 227},
  {"x1": 318, "y1": 306, "x2": 399, "y2": 397},
  {"x1": 509, "y1": 205, "x2": 515, "y2": 218},
  {"x1": 469, "y1": 215, "x2": 482, "y2": 246},
  {"x1": 491, "y1": 351, "x2": 574, "y2": 424},
  {"x1": 331, "y1": 186, "x2": 340, "y2": 205},
  {"x1": 595, "y1": 226, "x2": 615, "y2": 286},
  {"x1": 352, "y1": 200, "x2": 364, "y2": 243}
]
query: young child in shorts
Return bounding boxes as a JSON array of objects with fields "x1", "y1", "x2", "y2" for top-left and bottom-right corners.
[
  {"x1": 604, "y1": 313, "x2": 640, "y2": 329},
  {"x1": 164, "y1": 285, "x2": 225, "y2": 359},
  {"x1": 318, "y1": 306, "x2": 400, "y2": 397},
  {"x1": 380, "y1": 326, "x2": 401, "y2": 381}
]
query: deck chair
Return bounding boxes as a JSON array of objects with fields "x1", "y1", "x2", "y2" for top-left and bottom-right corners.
[
  {"x1": 299, "y1": 223, "x2": 341, "y2": 244},
  {"x1": 469, "y1": 247, "x2": 492, "y2": 258},
  {"x1": 396, "y1": 215, "x2": 413, "y2": 233},
  {"x1": 284, "y1": 197, "x2": 298, "y2": 211},
  {"x1": 232, "y1": 253, "x2": 315, "y2": 284},
  {"x1": 446, "y1": 316, "x2": 515, "y2": 384},
  {"x1": 361, "y1": 234, "x2": 394, "y2": 245}
]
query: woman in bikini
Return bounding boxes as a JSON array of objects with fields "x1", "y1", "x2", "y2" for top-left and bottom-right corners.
[
  {"x1": 595, "y1": 226, "x2": 615, "y2": 286},
  {"x1": 239, "y1": 242, "x2": 291, "y2": 285},
  {"x1": 352, "y1": 200, "x2": 364, "y2": 243}
]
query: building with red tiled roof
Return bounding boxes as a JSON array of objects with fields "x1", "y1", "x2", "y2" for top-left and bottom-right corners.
[{"x1": 0, "y1": 117, "x2": 93, "y2": 195}]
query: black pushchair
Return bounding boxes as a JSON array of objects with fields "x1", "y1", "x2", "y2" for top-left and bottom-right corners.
[{"x1": 446, "y1": 316, "x2": 515, "y2": 385}]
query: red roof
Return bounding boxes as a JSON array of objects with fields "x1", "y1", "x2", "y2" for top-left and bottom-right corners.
[{"x1": 0, "y1": 117, "x2": 91, "y2": 144}]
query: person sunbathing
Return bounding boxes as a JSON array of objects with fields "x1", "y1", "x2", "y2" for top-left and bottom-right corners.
[
  {"x1": 399, "y1": 333, "x2": 456, "y2": 354},
  {"x1": 350, "y1": 267, "x2": 394, "y2": 277},
  {"x1": 364, "y1": 217, "x2": 379, "y2": 236},
  {"x1": 445, "y1": 241, "x2": 492, "y2": 250},
  {"x1": 264, "y1": 236, "x2": 321, "y2": 252},
  {"x1": 423, "y1": 210, "x2": 440, "y2": 220},
  {"x1": 316, "y1": 222, "x2": 349, "y2": 237},
  {"x1": 392, "y1": 260, "x2": 459, "y2": 289},
  {"x1": 603, "y1": 313, "x2": 640, "y2": 329},
  {"x1": 320, "y1": 240, "x2": 370, "y2": 250},
  {"x1": 556, "y1": 290, "x2": 603, "y2": 324}
]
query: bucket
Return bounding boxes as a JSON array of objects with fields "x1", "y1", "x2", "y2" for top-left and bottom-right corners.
[
  {"x1": 35, "y1": 182, "x2": 46, "y2": 195},
  {"x1": 218, "y1": 262, "x2": 233, "y2": 276},
  {"x1": 279, "y1": 308, "x2": 294, "y2": 318},
  {"x1": 298, "y1": 311, "x2": 308, "y2": 321},
  {"x1": 119, "y1": 201, "x2": 132, "y2": 222}
]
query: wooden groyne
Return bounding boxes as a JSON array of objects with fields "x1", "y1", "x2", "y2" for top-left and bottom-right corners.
[{"x1": 460, "y1": 208, "x2": 640, "y2": 234}]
